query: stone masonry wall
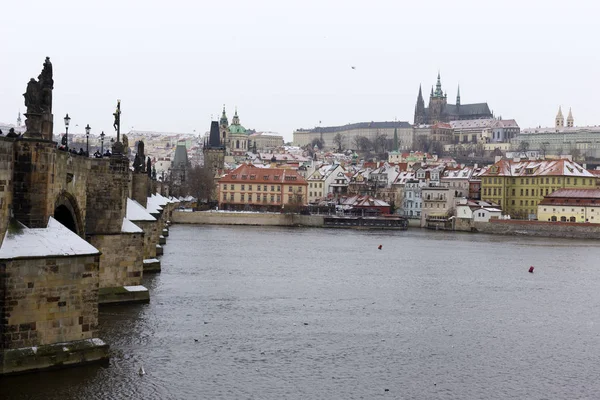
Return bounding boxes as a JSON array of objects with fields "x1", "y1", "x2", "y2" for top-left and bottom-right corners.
[
  {"x1": 0, "y1": 139, "x2": 14, "y2": 243},
  {"x1": 0, "y1": 254, "x2": 100, "y2": 350},
  {"x1": 133, "y1": 220, "x2": 159, "y2": 259},
  {"x1": 474, "y1": 219, "x2": 600, "y2": 239},
  {"x1": 85, "y1": 156, "x2": 130, "y2": 235},
  {"x1": 172, "y1": 211, "x2": 324, "y2": 227},
  {"x1": 89, "y1": 233, "x2": 144, "y2": 288},
  {"x1": 13, "y1": 141, "x2": 90, "y2": 233},
  {"x1": 131, "y1": 174, "x2": 149, "y2": 208}
]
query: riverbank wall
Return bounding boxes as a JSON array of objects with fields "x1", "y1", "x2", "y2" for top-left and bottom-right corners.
[
  {"x1": 474, "y1": 219, "x2": 600, "y2": 239},
  {"x1": 172, "y1": 211, "x2": 324, "y2": 227}
]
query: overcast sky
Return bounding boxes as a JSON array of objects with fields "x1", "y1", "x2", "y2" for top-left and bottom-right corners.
[{"x1": 1, "y1": 0, "x2": 598, "y2": 142}]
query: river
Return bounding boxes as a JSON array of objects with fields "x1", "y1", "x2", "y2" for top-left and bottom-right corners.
[{"x1": 2, "y1": 225, "x2": 600, "y2": 399}]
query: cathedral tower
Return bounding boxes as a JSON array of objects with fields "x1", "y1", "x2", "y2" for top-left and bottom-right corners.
[{"x1": 428, "y1": 72, "x2": 447, "y2": 124}]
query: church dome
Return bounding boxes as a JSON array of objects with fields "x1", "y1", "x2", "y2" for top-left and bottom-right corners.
[{"x1": 229, "y1": 124, "x2": 246, "y2": 134}]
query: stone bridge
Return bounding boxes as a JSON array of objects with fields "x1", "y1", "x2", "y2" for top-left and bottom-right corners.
[{"x1": 0, "y1": 59, "x2": 176, "y2": 375}]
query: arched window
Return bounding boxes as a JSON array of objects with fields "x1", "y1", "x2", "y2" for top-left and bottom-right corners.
[
  {"x1": 569, "y1": 216, "x2": 576, "y2": 222},
  {"x1": 560, "y1": 216, "x2": 567, "y2": 222},
  {"x1": 551, "y1": 216, "x2": 557, "y2": 221}
]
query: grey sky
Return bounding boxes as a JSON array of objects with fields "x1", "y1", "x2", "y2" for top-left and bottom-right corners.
[{"x1": 1, "y1": 0, "x2": 598, "y2": 142}]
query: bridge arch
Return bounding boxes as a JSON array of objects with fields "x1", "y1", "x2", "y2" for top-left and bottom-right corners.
[{"x1": 53, "y1": 191, "x2": 84, "y2": 236}]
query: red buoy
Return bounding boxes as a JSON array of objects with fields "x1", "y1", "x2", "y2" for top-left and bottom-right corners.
[
  {"x1": 378, "y1": 245, "x2": 382, "y2": 250},
  {"x1": 529, "y1": 266, "x2": 534, "y2": 273}
]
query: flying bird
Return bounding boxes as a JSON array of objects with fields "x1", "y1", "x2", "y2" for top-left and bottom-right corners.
[{"x1": 351, "y1": 66, "x2": 356, "y2": 70}]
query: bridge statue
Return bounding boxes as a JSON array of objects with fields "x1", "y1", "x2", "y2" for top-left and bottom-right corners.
[{"x1": 23, "y1": 57, "x2": 54, "y2": 139}]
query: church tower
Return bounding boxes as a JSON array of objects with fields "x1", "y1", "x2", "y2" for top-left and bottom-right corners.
[
  {"x1": 555, "y1": 106, "x2": 564, "y2": 128},
  {"x1": 414, "y1": 85, "x2": 425, "y2": 125},
  {"x1": 428, "y1": 72, "x2": 447, "y2": 124},
  {"x1": 219, "y1": 105, "x2": 229, "y2": 147},
  {"x1": 567, "y1": 108, "x2": 574, "y2": 127},
  {"x1": 456, "y1": 85, "x2": 461, "y2": 107}
]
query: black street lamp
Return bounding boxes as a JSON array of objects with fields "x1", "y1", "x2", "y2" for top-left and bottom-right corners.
[
  {"x1": 85, "y1": 124, "x2": 91, "y2": 155},
  {"x1": 63, "y1": 114, "x2": 71, "y2": 151},
  {"x1": 100, "y1": 131, "x2": 105, "y2": 155}
]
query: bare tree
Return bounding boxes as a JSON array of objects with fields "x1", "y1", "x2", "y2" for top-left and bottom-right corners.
[
  {"x1": 518, "y1": 140, "x2": 530, "y2": 153},
  {"x1": 358, "y1": 136, "x2": 372, "y2": 152},
  {"x1": 184, "y1": 165, "x2": 216, "y2": 203},
  {"x1": 374, "y1": 131, "x2": 388, "y2": 154},
  {"x1": 540, "y1": 142, "x2": 549, "y2": 158},
  {"x1": 333, "y1": 133, "x2": 344, "y2": 152}
]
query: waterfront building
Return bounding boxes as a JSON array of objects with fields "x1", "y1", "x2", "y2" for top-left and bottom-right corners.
[
  {"x1": 293, "y1": 121, "x2": 413, "y2": 151},
  {"x1": 456, "y1": 199, "x2": 502, "y2": 223},
  {"x1": 217, "y1": 164, "x2": 308, "y2": 211},
  {"x1": 420, "y1": 185, "x2": 457, "y2": 228},
  {"x1": 440, "y1": 166, "x2": 474, "y2": 198},
  {"x1": 307, "y1": 164, "x2": 348, "y2": 203},
  {"x1": 480, "y1": 158, "x2": 596, "y2": 219},
  {"x1": 538, "y1": 188, "x2": 600, "y2": 223},
  {"x1": 413, "y1": 73, "x2": 493, "y2": 125}
]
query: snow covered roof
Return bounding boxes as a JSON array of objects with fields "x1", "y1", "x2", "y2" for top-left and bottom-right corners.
[
  {"x1": 482, "y1": 158, "x2": 594, "y2": 177},
  {"x1": 0, "y1": 217, "x2": 99, "y2": 260},
  {"x1": 126, "y1": 198, "x2": 157, "y2": 221},
  {"x1": 122, "y1": 218, "x2": 144, "y2": 233},
  {"x1": 146, "y1": 196, "x2": 164, "y2": 214}
]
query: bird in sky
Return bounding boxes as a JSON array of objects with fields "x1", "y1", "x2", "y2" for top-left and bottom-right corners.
[{"x1": 351, "y1": 66, "x2": 356, "y2": 70}]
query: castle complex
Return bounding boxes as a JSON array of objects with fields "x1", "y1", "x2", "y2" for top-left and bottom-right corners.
[{"x1": 413, "y1": 73, "x2": 493, "y2": 125}]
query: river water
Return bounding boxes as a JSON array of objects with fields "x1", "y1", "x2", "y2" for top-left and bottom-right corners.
[{"x1": 2, "y1": 225, "x2": 600, "y2": 399}]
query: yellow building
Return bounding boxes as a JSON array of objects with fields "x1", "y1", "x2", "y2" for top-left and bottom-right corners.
[
  {"x1": 538, "y1": 188, "x2": 600, "y2": 223},
  {"x1": 481, "y1": 158, "x2": 596, "y2": 219},
  {"x1": 218, "y1": 164, "x2": 308, "y2": 211}
]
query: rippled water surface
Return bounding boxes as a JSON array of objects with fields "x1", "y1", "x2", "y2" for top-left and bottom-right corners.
[{"x1": 3, "y1": 225, "x2": 600, "y2": 399}]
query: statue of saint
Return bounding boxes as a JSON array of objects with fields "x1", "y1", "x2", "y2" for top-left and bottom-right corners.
[
  {"x1": 137, "y1": 141, "x2": 145, "y2": 171},
  {"x1": 38, "y1": 57, "x2": 53, "y2": 113},
  {"x1": 146, "y1": 157, "x2": 152, "y2": 178},
  {"x1": 133, "y1": 153, "x2": 142, "y2": 173},
  {"x1": 23, "y1": 78, "x2": 42, "y2": 113}
]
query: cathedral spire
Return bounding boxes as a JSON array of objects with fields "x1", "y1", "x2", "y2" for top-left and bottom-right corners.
[
  {"x1": 417, "y1": 84, "x2": 423, "y2": 102},
  {"x1": 456, "y1": 85, "x2": 461, "y2": 106},
  {"x1": 434, "y1": 72, "x2": 443, "y2": 97}
]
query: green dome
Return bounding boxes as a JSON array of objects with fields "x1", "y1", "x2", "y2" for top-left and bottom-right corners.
[{"x1": 229, "y1": 124, "x2": 246, "y2": 134}]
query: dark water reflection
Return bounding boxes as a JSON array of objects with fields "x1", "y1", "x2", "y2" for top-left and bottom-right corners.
[{"x1": 2, "y1": 225, "x2": 600, "y2": 399}]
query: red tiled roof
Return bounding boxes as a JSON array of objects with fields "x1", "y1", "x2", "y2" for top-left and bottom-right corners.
[{"x1": 218, "y1": 164, "x2": 307, "y2": 184}]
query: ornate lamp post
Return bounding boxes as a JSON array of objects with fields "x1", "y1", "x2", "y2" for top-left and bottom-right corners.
[
  {"x1": 85, "y1": 124, "x2": 91, "y2": 155},
  {"x1": 63, "y1": 113, "x2": 71, "y2": 150},
  {"x1": 100, "y1": 131, "x2": 105, "y2": 155}
]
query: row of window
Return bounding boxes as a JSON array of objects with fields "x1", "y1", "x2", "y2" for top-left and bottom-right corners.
[
  {"x1": 222, "y1": 193, "x2": 301, "y2": 202},
  {"x1": 483, "y1": 177, "x2": 595, "y2": 186},
  {"x1": 309, "y1": 182, "x2": 323, "y2": 188},
  {"x1": 483, "y1": 187, "x2": 570, "y2": 197},
  {"x1": 542, "y1": 207, "x2": 597, "y2": 213},
  {"x1": 424, "y1": 203, "x2": 446, "y2": 209},
  {"x1": 510, "y1": 199, "x2": 539, "y2": 207},
  {"x1": 221, "y1": 184, "x2": 302, "y2": 193}
]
